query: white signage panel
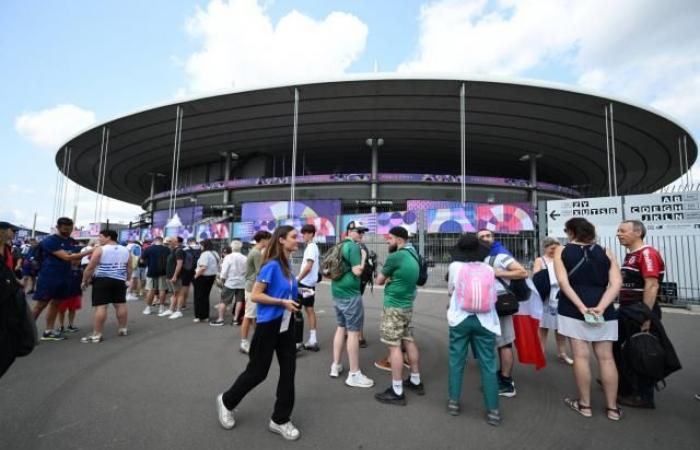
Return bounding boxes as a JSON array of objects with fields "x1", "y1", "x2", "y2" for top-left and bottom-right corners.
[
  {"x1": 624, "y1": 192, "x2": 700, "y2": 236},
  {"x1": 546, "y1": 196, "x2": 623, "y2": 238}
]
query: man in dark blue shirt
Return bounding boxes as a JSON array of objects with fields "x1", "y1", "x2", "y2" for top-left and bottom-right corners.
[
  {"x1": 140, "y1": 236, "x2": 171, "y2": 315},
  {"x1": 33, "y1": 218, "x2": 93, "y2": 341}
]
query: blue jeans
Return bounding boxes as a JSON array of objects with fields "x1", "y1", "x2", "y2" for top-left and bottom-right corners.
[{"x1": 333, "y1": 295, "x2": 364, "y2": 332}]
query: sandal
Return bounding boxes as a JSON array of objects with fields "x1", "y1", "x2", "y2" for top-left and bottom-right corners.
[
  {"x1": 564, "y1": 397, "x2": 592, "y2": 418},
  {"x1": 557, "y1": 353, "x2": 574, "y2": 365},
  {"x1": 605, "y1": 406, "x2": 623, "y2": 421}
]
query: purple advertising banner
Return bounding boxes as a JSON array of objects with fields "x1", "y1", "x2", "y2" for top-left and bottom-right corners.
[
  {"x1": 118, "y1": 229, "x2": 141, "y2": 242},
  {"x1": 151, "y1": 173, "x2": 578, "y2": 200},
  {"x1": 425, "y1": 203, "x2": 534, "y2": 235},
  {"x1": 242, "y1": 200, "x2": 341, "y2": 222}
]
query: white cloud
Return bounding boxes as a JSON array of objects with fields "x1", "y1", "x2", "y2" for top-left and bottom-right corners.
[
  {"x1": 183, "y1": 0, "x2": 368, "y2": 93},
  {"x1": 15, "y1": 104, "x2": 96, "y2": 151}
]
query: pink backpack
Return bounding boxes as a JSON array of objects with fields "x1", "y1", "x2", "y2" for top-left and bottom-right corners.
[{"x1": 455, "y1": 262, "x2": 496, "y2": 313}]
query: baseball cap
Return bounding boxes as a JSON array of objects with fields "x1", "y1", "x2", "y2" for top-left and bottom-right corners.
[
  {"x1": 388, "y1": 226, "x2": 409, "y2": 240},
  {"x1": 346, "y1": 221, "x2": 369, "y2": 233},
  {"x1": 0, "y1": 221, "x2": 19, "y2": 232}
]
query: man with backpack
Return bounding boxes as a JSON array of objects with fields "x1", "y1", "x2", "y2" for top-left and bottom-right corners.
[
  {"x1": 326, "y1": 221, "x2": 374, "y2": 388},
  {"x1": 373, "y1": 227, "x2": 423, "y2": 406},
  {"x1": 477, "y1": 229, "x2": 528, "y2": 398},
  {"x1": 616, "y1": 220, "x2": 678, "y2": 409},
  {"x1": 140, "y1": 236, "x2": 171, "y2": 315}
]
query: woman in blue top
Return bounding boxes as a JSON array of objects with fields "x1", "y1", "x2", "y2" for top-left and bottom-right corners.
[
  {"x1": 554, "y1": 218, "x2": 622, "y2": 422},
  {"x1": 216, "y1": 225, "x2": 302, "y2": 441}
]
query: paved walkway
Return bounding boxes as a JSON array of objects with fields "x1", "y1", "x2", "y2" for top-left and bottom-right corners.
[{"x1": 1, "y1": 284, "x2": 699, "y2": 449}]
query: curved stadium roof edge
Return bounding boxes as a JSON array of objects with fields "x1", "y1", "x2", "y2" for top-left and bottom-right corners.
[
  {"x1": 56, "y1": 73, "x2": 698, "y2": 205},
  {"x1": 55, "y1": 72, "x2": 699, "y2": 157}
]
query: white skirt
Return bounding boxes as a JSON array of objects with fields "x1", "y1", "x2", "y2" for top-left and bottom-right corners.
[
  {"x1": 540, "y1": 293, "x2": 559, "y2": 330},
  {"x1": 557, "y1": 315, "x2": 618, "y2": 342}
]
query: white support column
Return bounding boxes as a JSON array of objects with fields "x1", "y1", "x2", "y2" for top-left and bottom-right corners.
[
  {"x1": 290, "y1": 88, "x2": 299, "y2": 219},
  {"x1": 460, "y1": 83, "x2": 467, "y2": 204}
]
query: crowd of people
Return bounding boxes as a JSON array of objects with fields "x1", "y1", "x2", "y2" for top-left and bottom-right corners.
[{"x1": 0, "y1": 215, "x2": 689, "y2": 441}]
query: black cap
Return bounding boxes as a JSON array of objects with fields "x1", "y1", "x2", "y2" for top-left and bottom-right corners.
[
  {"x1": 346, "y1": 221, "x2": 369, "y2": 233},
  {"x1": 388, "y1": 226, "x2": 409, "y2": 240},
  {"x1": 449, "y1": 233, "x2": 491, "y2": 263},
  {"x1": 0, "y1": 222, "x2": 19, "y2": 232}
]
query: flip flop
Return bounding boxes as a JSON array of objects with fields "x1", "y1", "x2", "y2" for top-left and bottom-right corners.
[{"x1": 564, "y1": 397, "x2": 592, "y2": 418}]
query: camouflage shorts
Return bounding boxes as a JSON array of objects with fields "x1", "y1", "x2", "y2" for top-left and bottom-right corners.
[{"x1": 379, "y1": 307, "x2": 414, "y2": 346}]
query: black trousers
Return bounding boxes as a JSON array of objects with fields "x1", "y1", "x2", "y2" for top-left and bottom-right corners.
[
  {"x1": 222, "y1": 315, "x2": 296, "y2": 424},
  {"x1": 193, "y1": 275, "x2": 215, "y2": 320}
]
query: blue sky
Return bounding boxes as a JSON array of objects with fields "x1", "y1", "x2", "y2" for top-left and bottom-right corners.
[{"x1": 2, "y1": 0, "x2": 699, "y2": 231}]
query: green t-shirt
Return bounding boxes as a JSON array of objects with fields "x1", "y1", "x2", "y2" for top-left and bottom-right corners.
[
  {"x1": 244, "y1": 247, "x2": 263, "y2": 292},
  {"x1": 331, "y1": 238, "x2": 362, "y2": 299},
  {"x1": 381, "y1": 246, "x2": 420, "y2": 308}
]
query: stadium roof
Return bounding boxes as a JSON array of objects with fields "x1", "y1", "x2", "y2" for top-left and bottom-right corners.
[{"x1": 57, "y1": 74, "x2": 697, "y2": 204}]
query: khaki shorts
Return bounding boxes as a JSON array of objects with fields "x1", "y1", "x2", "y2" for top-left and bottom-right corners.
[
  {"x1": 379, "y1": 307, "x2": 414, "y2": 346},
  {"x1": 146, "y1": 276, "x2": 168, "y2": 291},
  {"x1": 166, "y1": 279, "x2": 182, "y2": 293},
  {"x1": 244, "y1": 291, "x2": 257, "y2": 319}
]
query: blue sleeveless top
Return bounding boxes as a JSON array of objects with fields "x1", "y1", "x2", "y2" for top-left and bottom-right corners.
[{"x1": 557, "y1": 243, "x2": 616, "y2": 321}]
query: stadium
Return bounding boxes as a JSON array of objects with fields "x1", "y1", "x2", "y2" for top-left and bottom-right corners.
[{"x1": 55, "y1": 75, "x2": 697, "y2": 244}]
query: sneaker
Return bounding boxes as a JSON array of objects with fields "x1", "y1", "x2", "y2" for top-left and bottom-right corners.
[
  {"x1": 118, "y1": 328, "x2": 128, "y2": 337},
  {"x1": 345, "y1": 372, "x2": 374, "y2": 388},
  {"x1": 40, "y1": 330, "x2": 66, "y2": 341},
  {"x1": 403, "y1": 378, "x2": 425, "y2": 396},
  {"x1": 232, "y1": 320, "x2": 241, "y2": 326},
  {"x1": 329, "y1": 362, "x2": 344, "y2": 378},
  {"x1": 486, "y1": 410, "x2": 502, "y2": 427},
  {"x1": 193, "y1": 318, "x2": 201, "y2": 323},
  {"x1": 126, "y1": 293, "x2": 139, "y2": 302},
  {"x1": 142, "y1": 306, "x2": 152, "y2": 315},
  {"x1": 216, "y1": 394, "x2": 235, "y2": 430},
  {"x1": 374, "y1": 387, "x2": 407, "y2": 406},
  {"x1": 296, "y1": 343, "x2": 305, "y2": 354},
  {"x1": 447, "y1": 399, "x2": 460, "y2": 416},
  {"x1": 359, "y1": 338, "x2": 368, "y2": 348},
  {"x1": 498, "y1": 379, "x2": 517, "y2": 398},
  {"x1": 169, "y1": 311, "x2": 183, "y2": 320},
  {"x1": 374, "y1": 358, "x2": 391, "y2": 372},
  {"x1": 240, "y1": 341, "x2": 250, "y2": 354},
  {"x1": 268, "y1": 420, "x2": 300, "y2": 441},
  {"x1": 65, "y1": 325, "x2": 79, "y2": 333},
  {"x1": 80, "y1": 333, "x2": 103, "y2": 343},
  {"x1": 210, "y1": 319, "x2": 225, "y2": 327},
  {"x1": 303, "y1": 342, "x2": 320, "y2": 352},
  {"x1": 158, "y1": 309, "x2": 172, "y2": 317}
]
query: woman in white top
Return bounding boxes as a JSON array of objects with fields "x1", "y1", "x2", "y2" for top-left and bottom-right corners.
[
  {"x1": 446, "y1": 234, "x2": 502, "y2": 427},
  {"x1": 533, "y1": 237, "x2": 573, "y2": 365},
  {"x1": 193, "y1": 239, "x2": 220, "y2": 322}
]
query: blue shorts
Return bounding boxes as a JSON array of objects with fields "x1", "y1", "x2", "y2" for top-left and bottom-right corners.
[
  {"x1": 333, "y1": 295, "x2": 364, "y2": 332},
  {"x1": 33, "y1": 276, "x2": 72, "y2": 302}
]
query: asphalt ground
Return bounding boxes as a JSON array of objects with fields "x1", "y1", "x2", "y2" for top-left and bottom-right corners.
[{"x1": 1, "y1": 283, "x2": 699, "y2": 450}]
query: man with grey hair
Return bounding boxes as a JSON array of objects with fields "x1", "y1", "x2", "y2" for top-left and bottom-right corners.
[
  {"x1": 615, "y1": 219, "x2": 666, "y2": 409},
  {"x1": 212, "y1": 240, "x2": 247, "y2": 326}
]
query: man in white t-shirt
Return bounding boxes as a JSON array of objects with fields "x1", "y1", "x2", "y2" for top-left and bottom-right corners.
[
  {"x1": 296, "y1": 224, "x2": 320, "y2": 352},
  {"x1": 477, "y1": 229, "x2": 527, "y2": 399}
]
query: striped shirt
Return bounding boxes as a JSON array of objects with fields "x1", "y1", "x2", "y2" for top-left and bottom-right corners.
[
  {"x1": 94, "y1": 244, "x2": 130, "y2": 281},
  {"x1": 620, "y1": 245, "x2": 665, "y2": 303}
]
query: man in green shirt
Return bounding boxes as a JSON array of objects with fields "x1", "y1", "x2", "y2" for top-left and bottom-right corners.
[
  {"x1": 329, "y1": 221, "x2": 374, "y2": 389},
  {"x1": 374, "y1": 226, "x2": 423, "y2": 405},
  {"x1": 239, "y1": 231, "x2": 271, "y2": 354}
]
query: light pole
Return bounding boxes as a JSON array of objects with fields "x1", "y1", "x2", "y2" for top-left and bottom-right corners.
[{"x1": 365, "y1": 138, "x2": 384, "y2": 213}]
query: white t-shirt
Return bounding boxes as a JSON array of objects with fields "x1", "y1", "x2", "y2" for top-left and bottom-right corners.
[
  {"x1": 220, "y1": 252, "x2": 247, "y2": 289},
  {"x1": 485, "y1": 253, "x2": 515, "y2": 294},
  {"x1": 299, "y1": 241, "x2": 320, "y2": 287},
  {"x1": 447, "y1": 261, "x2": 501, "y2": 334},
  {"x1": 197, "y1": 251, "x2": 220, "y2": 276}
]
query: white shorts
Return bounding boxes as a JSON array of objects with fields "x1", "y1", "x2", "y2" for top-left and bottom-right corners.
[{"x1": 496, "y1": 315, "x2": 516, "y2": 347}]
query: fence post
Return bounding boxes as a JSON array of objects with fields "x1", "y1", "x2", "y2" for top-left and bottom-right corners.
[{"x1": 418, "y1": 209, "x2": 426, "y2": 257}]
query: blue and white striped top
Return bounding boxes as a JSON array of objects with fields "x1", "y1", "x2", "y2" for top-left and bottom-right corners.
[{"x1": 94, "y1": 244, "x2": 130, "y2": 281}]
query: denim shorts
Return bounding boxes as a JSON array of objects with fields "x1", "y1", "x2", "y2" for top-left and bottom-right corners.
[{"x1": 333, "y1": 295, "x2": 364, "y2": 332}]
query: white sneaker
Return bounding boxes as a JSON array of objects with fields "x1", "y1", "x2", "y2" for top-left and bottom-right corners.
[
  {"x1": 142, "y1": 306, "x2": 152, "y2": 315},
  {"x1": 269, "y1": 420, "x2": 300, "y2": 441},
  {"x1": 158, "y1": 309, "x2": 173, "y2": 317},
  {"x1": 240, "y1": 341, "x2": 250, "y2": 354},
  {"x1": 216, "y1": 394, "x2": 235, "y2": 430},
  {"x1": 329, "y1": 362, "x2": 344, "y2": 378},
  {"x1": 126, "y1": 293, "x2": 139, "y2": 302},
  {"x1": 118, "y1": 328, "x2": 128, "y2": 336},
  {"x1": 169, "y1": 311, "x2": 183, "y2": 320},
  {"x1": 345, "y1": 371, "x2": 374, "y2": 388}
]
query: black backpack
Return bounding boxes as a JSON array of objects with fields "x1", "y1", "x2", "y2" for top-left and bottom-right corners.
[
  {"x1": 624, "y1": 331, "x2": 667, "y2": 384},
  {"x1": 360, "y1": 247, "x2": 377, "y2": 290},
  {"x1": 488, "y1": 255, "x2": 531, "y2": 301},
  {"x1": 0, "y1": 263, "x2": 37, "y2": 378},
  {"x1": 404, "y1": 248, "x2": 429, "y2": 287}
]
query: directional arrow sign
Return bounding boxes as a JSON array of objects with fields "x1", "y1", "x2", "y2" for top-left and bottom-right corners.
[{"x1": 549, "y1": 210, "x2": 560, "y2": 220}]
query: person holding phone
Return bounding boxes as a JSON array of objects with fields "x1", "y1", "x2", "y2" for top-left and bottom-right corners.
[
  {"x1": 216, "y1": 225, "x2": 301, "y2": 441},
  {"x1": 554, "y1": 218, "x2": 622, "y2": 421}
]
